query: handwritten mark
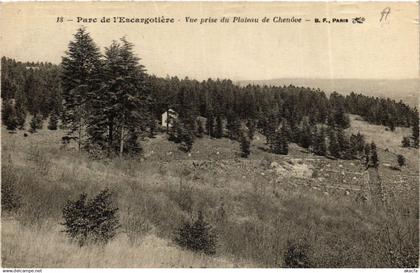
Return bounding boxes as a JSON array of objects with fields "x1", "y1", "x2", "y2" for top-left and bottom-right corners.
[{"x1": 380, "y1": 7, "x2": 391, "y2": 22}]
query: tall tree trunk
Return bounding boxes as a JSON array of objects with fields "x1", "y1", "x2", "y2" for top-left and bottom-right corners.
[{"x1": 119, "y1": 125, "x2": 124, "y2": 157}]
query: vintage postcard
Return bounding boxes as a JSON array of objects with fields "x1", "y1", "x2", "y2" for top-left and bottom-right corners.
[{"x1": 0, "y1": 1, "x2": 418, "y2": 270}]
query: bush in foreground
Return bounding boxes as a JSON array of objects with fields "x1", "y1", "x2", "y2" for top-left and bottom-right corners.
[
  {"x1": 175, "y1": 211, "x2": 217, "y2": 255},
  {"x1": 283, "y1": 239, "x2": 312, "y2": 268},
  {"x1": 62, "y1": 189, "x2": 119, "y2": 246}
]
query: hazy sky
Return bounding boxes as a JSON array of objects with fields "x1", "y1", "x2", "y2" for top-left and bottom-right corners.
[{"x1": 1, "y1": 2, "x2": 418, "y2": 81}]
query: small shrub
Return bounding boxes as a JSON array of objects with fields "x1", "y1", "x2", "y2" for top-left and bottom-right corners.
[
  {"x1": 240, "y1": 133, "x2": 251, "y2": 158},
  {"x1": 402, "y1": 136, "x2": 411, "y2": 148},
  {"x1": 61, "y1": 189, "x2": 120, "y2": 246},
  {"x1": 47, "y1": 111, "x2": 59, "y2": 130},
  {"x1": 29, "y1": 114, "x2": 43, "y2": 133},
  {"x1": 175, "y1": 210, "x2": 217, "y2": 255},
  {"x1": 397, "y1": 154, "x2": 406, "y2": 167},
  {"x1": 283, "y1": 239, "x2": 312, "y2": 268}
]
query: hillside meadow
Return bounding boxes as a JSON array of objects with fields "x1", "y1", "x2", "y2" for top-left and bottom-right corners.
[{"x1": 1, "y1": 115, "x2": 418, "y2": 268}]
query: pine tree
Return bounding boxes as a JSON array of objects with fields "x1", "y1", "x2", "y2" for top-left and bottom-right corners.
[
  {"x1": 336, "y1": 128, "x2": 351, "y2": 159},
  {"x1": 206, "y1": 114, "x2": 215, "y2": 137},
  {"x1": 272, "y1": 128, "x2": 288, "y2": 155},
  {"x1": 168, "y1": 119, "x2": 180, "y2": 143},
  {"x1": 62, "y1": 189, "x2": 119, "y2": 246},
  {"x1": 402, "y1": 136, "x2": 411, "y2": 148},
  {"x1": 328, "y1": 128, "x2": 340, "y2": 158},
  {"x1": 15, "y1": 87, "x2": 27, "y2": 129},
  {"x1": 149, "y1": 118, "x2": 157, "y2": 138},
  {"x1": 90, "y1": 37, "x2": 151, "y2": 157},
  {"x1": 29, "y1": 114, "x2": 43, "y2": 133},
  {"x1": 312, "y1": 127, "x2": 327, "y2": 156},
  {"x1": 15, "y1": 102, "x2": 26, "y2": 130},
  {"x1": 263, "y1": 113, "x2": 278, "y2": 146},
  {"x1": 196, "y1": 118, "x2": 204, "y2": 138},
  {"x1": 181, "y1": 129, "x2": 194, "y2": 153},
  {"x1": 411, "y1": 110, "x2": 419, "y2": 148},
  {"x1": 333, "y1": 104, "x2": 350, "y2": 129},
  {"x1": 2, "y1": 99, "x2": 17, "y2": 131},
  {"x1": 349, "y1": 132, "x2": 365, "y2": 158},
  {"x1": 370, "y1": 142, "x2": 379, "y2": 168},
  {"x1": 48, "y1": 110, "x2": 59, "y2": 130},
  {"x1": 240, "y1": 133, "x2": 251, "y2": 158},
  {"x1": 299, "y1": 117, "x2": 312, "y2": 149},
  {"x1": 280, "y1": 126, "x2": 289, "y2": 155},
  {"x1": 172, "y1": 120, "x2": 194, "y2": 152},
  {"x1": 175, "y1": 211, "x2": 217, "y2": 255},
  {"x1": 226, "y1": 113, "x2": 240, "y2": 140},
  {"x1": 397, "y1": 154, "x2": 405, "y2": 167},
  {"x1": 246, "y1": 119, "x2": 256, "y2": 140},
  {"x1": 214, "y1": 115, "x2": 223, "y2": 138},
  {"x1": 61, "y1": 27, "x2": 103, "y2": 151}
]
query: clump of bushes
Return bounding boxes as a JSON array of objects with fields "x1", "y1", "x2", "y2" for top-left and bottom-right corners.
[
  {"x1": 175, "y1": 210, "x2": 217, "y2": 255},
  {"x1": 61, "y1": 189, "x2": 120, "y2": 246}
]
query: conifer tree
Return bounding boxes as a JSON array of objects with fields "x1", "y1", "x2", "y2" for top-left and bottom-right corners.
[
  {"x1": 181, "y1": 128, "x2": 194, "y2": 153},
  {"x1": 89, "y1": 37, "x2": 151, "y2": 156},
  {"x1": 206, "y1": 114, "x2": 215, "y2": 137},
  {"x1": 2, "y1": 99, "x2": 17, "y2": 131},
  {"x1": 349, "y1": 132, "x2": 365, "y2": 158},
  {"x1": 175, "y1": 211, "x2": 217, "y2": 255},
  {"x1": 29, "y1": 114, "x2": 43, "y2": 133},
  {"x1": 15, "y1": 102, "x2": 26, "y2": 130},
  {"x1": 299, "y1": 117, "x2": 312, "y2": 149},
  {"x1": 263, "y1": 113, "x2": 278, "y2": 146},
  {"x1": 280, "y1": 126, "x2": 289, "y2": 155},
  {"x1": 15, "y1": 87, "x2": 27, "y2": 129},
  {"x1": 246, "y1": 119, "x2": 256, "y2": 140},
  {"x1": 226, "y1": 113, "x2": 241, "y2": 140},
  {"x1": 411, "y1": 110, "x2": 419, "y2": 148},
  {"x1": 312, "y1": 127, "x2": 327, "y2": 156},
  {"x1": 61, "y1": 27, "x2": 103, "y2": 151},
  {"x1": 336, "y1": 128, "x2": 351, "y2": 159},
  {"x1": 328, "y1": 128, "x2": 340, "y2": 158},
  {"x1": 402, "y1": 136, "x2": 411, "y2": 147},
  {"x1": 240, "y1": 132, "x2": 251, "y2": 158},
  {"x1": 370, "y1": 142, "x2": 379, "y2": 168},
  {"x1": 48, "y1": 110, "x2": 59, "y2": 130},
  {"x1": 397, "y1": 154, "x2": 405, "y2": 167},
  {"x1": 333, "y1": 105, "x2": 350, "y2": 129},
  {"x1": 149, "y1": 118, "x2": 157, "y2": 138},
  {"x1": 196, "y1": 119, "x2": 204, "y2": 138},
  {"x1": 272, "y1": 128, "x2": 288, "y2": 155},
  {"x1": 214, "y1": 115, "x2": 223, "y2": 138}
]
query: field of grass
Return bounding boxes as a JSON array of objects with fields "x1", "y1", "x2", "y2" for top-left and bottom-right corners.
[{"x1": 1, "y1": 117, "x2": 418, "y2": 268}]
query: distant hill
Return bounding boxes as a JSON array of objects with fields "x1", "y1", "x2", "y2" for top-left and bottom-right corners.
[{"x1": 237, "y1": 78, "x2": 419, "y2": 108}]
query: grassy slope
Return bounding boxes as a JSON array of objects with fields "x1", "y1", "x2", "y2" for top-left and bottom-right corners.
[{"x1": 1, "y1": 116, "x2": 418, "y2": 268}]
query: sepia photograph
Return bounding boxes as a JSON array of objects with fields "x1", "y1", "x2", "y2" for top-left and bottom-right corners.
[{"x1": 0, "y1": 1, "x2": 419, "y2": 269}]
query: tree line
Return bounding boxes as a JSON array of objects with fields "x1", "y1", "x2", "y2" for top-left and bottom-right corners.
[{"x1": 1, "y1": 26, "x2": 419, "y2": 157}]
